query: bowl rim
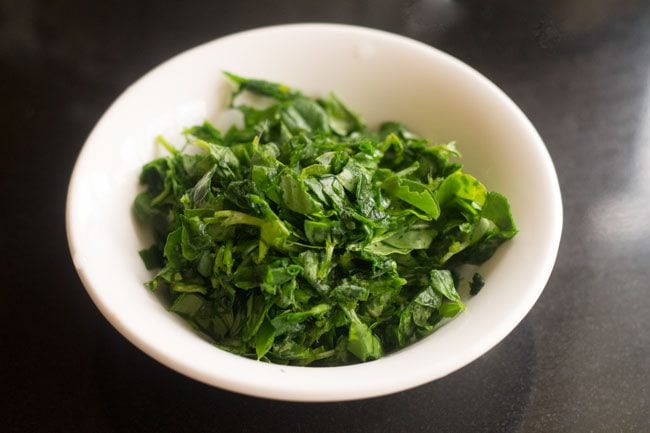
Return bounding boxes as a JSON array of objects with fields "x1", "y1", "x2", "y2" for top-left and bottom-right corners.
[{"x1": 66, "y1": 22, "x2": 563, "y2": 401}]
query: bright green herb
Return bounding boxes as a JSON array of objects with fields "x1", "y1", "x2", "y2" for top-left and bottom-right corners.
[{"x1": 133, "y1": 72, "x2": 517, "y2": 365}]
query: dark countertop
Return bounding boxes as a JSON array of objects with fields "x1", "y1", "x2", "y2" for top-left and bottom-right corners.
[{"x1": 2, "y1": 1, "x2": 649, "y2": 431}]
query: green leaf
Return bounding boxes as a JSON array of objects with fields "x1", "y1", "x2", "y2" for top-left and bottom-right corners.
[
  {"x1": 413, "y1": 286, "x2": 442, "y2": 309},
  {"x1": 184, "y1": 121, "x2": 223, "y2": 144},
  {"x1": 171, "y1": 281, "x2": 208, "y2": 295},
  {"x1": 382, "y1": 225, "x2": 437, "y2": 251},
  {"x1": 224, "y1": 71, "x2": 299, "y2": 101},
  {"x1": 345, "y1": 309, "x2": 383, "y2": 361},
  {"x1": 209, "y1": 206, "x2": 291, "y2": 253},
  {"x1": 440, "y1": 302, "x2": 464, "y2": 318},
  {"x1": 470, "y1": 272, "x2": 485, "y2": 296},
  {"x1": 243, "y1": 294, "x2": 272, "y2": 341},
  {"x1": 138, "y1": 245, "x2": 164, "y2": 270},
  {"x1": 382, "y1": 175, "x2": 440, "y2": 219},
  {"x1": 436, "y1": 172, "x2": 487, "y2": 213},
  {"x1": 232, "y1": 264, "x2": 263, "y2": 290},
  {"x1": 261, "y1": 261, "x2": 302, "y2": 295},
  {"x1": 396, "y1": 305, "x2": 414, "y2": 347},
  {"x1": 331, "y1": 283, "x2": 369, "y2": 305},
  {"x1": 481, "y1": 192, "x2": 517, "y2": 237},
  {"x1": 133, "y1": 192, "x2": 158, "y2": 223},
  {"x1": 291, "y1": 96, "x2": 330, "y2": 133},
  {"x1": 193, "y1": 139, "x2": 240, "y2": 176},
  {"x1": 429, "y1": 269, "x2": 462, "y2": 303},
  {"x1": 271, "y1": 304, "x2": 331, "y2": 336},
  {"x1": 163, "y1": 228, "x2": 183, "y2": 268},
  {"x1": 180, "y1": 216, "x2": 212, "y2": 261},
  {"x1": 280, "y1": 170, "x2": 322, "y2": 215},
  {"x1": 255, "y1": 318, "x2": 276, "y2": 359},
  {"x1": 318, "y1": 93, "x2": 365, "y2": 135},
  {"x1": 189, "y1": 166, "x2": 217, "y2": 207},
  {"x1": 170, "y1": 293, "x2": 205, "y2": 316}
]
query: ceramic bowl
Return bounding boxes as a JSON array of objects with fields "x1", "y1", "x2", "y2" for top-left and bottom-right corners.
[{"x1": 66, "y1": 23, "x2": 562, "y2": 401}]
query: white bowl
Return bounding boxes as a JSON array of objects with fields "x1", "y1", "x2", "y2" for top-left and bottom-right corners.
[{"x1": 66, "y1": 23, "x2": 562, "y2": 401}]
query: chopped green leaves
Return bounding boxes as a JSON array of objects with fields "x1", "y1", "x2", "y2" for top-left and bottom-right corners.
[{"x1": 134, "y1": 73, "x2": 517, "y2": 366}]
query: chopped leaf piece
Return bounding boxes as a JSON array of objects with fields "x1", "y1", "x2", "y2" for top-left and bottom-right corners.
[
  {"x1": 255, "y1": 318, "x2": 276, "y2": 359},
  {"x1": 470, "y1": 272, "x2": 486, "y2": 296},
  {"x1": 345, "y1": 309, "x2": 383, "y2": 361},
  {"x1": 138, "y1": 245, "x2": 164, "y2": 270}
]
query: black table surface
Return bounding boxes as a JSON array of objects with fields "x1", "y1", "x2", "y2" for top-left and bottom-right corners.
[{"x1": 2, "y1": 1, "x2": 649, "y2": 431}]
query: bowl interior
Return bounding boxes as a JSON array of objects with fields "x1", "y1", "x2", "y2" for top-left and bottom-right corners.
[{"x1": 67, "y1": 24, "x2": 562, "y2": 401}]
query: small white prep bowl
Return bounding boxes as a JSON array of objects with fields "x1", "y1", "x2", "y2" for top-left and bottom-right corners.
[{"x1": 66, "y1": 23, "x2": 562, "y2": 401}]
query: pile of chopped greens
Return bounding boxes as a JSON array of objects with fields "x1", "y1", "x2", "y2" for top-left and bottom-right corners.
[{"x1": 133, "y1": 72, "x2": 517, "y2": 366}]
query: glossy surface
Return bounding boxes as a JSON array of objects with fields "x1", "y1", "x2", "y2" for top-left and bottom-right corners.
[
  {"x1": 2, "y1": 0, "x2": 649, "y2": 430},
  {"x1": 66, "y1": 24, "x2": 561, "y2": 401}
]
